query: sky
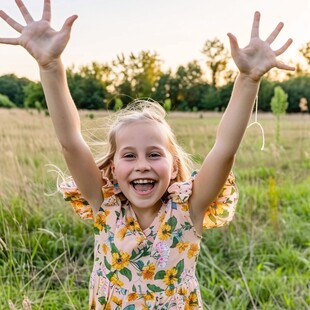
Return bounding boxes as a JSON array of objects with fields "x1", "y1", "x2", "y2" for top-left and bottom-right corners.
[{"x1": 0, "y1": 0, "x2": 309, "y2": 81}]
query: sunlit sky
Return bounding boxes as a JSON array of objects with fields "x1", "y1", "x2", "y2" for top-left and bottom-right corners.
[{"x1": 0, "y1": 0, "x2": 309, "y2": 81}]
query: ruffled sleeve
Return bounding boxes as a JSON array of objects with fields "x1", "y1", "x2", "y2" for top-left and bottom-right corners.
[
  {"x1": 59, "y1": 178, "x2": 93, "y2": 220},
  {"x1": 168, "y1": 171, "x2": 238, "y2": 229},
  {"x1": 202, "y1": 172, "x2": 238, "y2": 229}
]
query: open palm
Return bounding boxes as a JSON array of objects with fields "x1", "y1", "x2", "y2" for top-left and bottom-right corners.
[
  {"x1": 227, "y1": 12, "x2": 295, "y2": 81},
  {"x1": 0, "y1": 0, "x2": 77, "y2": 68}
]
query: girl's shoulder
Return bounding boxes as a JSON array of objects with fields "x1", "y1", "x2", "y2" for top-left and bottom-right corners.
[
  {"x1": 59, "y1": 173, "x2": 126, "y2": 220},
  {"x1": 168, "y1": 171, "x2": 239, "y2": 230},
  {"x1": 167, "y1": 171, "x2": 197, "y2": 204}
]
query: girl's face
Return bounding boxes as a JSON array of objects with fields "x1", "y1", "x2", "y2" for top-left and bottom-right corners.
[{"x1": 111, "y1": 120, "x2": 177, "y2": 214}]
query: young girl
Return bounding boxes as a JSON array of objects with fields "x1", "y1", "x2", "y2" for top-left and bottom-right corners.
[{"x1": 0, "y1": 0, "x2": 295, "y2": 309}]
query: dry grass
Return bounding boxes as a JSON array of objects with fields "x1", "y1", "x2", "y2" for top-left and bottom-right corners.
[{"x1": 0, "y1": 108, "x2": 309, "y2": 309}]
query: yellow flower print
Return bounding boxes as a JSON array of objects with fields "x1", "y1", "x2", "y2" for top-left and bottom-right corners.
[
  {"x1": 142, "y1": 263, "x2": 155, "y2": 280},
  {"x1": 206, "y1": 202, "x2": 226, "y2": 217},
  {"x1": 116, "y1": 226, "x2": 128, "y2": 240},
  {"x1": 90, "y1": 299, "x2": 96, "y2": 310},
  {"x1": 111, "y1": 295, "x2": 122, "y2": 306},
  {"x1": 178, "y1": 287, "x2": 187, "y2": 296},
  {"x1": 64, "y1": 189, "x2": 81, "y2": 198},
  {"x1": 126, "y1": 216, "x2": 141, "y2": 232},
  {"x1": 176, "y1": 241, "x2": 189, "y2": 253},
  {"x1": 102, "y1": 186, "x2": 115, "y2": 199},
  {"x1": 144, "y1": 291, "x2": 155, "y2": 301},
  {"x1": 128, "y1": 292, "x2": 138, "y2": 301},
  {"x1": 181, "y1": 203, "x2": 189, "y2": 212},
  {"x1": 158, "y1": 223, "x2": 172, "y2": 240},
  {"x1": 102, "y1": 244, "x2": 109, "y2": 255},
  {"x1": 111, "y1": 251, "x2": 130, "y2": 271},
  {"x1": 136, "y1": 235, "x2": 145, "y2": 245},
  {"x1": 142, "y1": 305, "x2": 149, "y2": 310},
  {"x1": 110, "y1": 274, "x2": 124, "y2": 287},
  {"x1": 165, "y1": 288, "x2": 175, "y2": 296},
  {"x1": 185, "y1": 291, "x2": 199, "y2": 309},
  {"x1": 163, "y1": 267, "x2": 178, "y2": 286},
  {"x1": 94, "y1": 210, "x2": 110, "y2": 231},
  {"x1": 70, "y1": 199, "x2": 84, "y2": 212},
  {"x1": 116, "y1": 217, "x2": 141, "y2": 240},
  {"x1": 187, "y1": 243, "x2": 199, "y2": 259},
  {"x1": 159, "y1": 213, "x2": 165, "y2": 223}
]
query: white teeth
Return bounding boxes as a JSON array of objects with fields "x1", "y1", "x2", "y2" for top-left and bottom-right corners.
[{"x1": 132, "y1": 179, "x2": 155, "y2": 184}]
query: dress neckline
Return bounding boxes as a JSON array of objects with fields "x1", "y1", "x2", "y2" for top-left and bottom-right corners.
[{"x1": 126, "y1": 201, "x2": 167, "y2": 235}]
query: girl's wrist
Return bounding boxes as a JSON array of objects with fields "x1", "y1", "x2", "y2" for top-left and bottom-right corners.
[
  {"x1": 39, "y1": 58, "x2": 64, "y2": 73},
  {"x1": 238, "y1": 72, "x2": 262, "y2": 85}
]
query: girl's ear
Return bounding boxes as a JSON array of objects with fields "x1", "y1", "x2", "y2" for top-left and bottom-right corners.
[
  {"x1": 110, "y1": 160, "x2": 116, "y2": 178},
  {"x1": 171, "y1": 164, "x2": 178, "y2": 180}
]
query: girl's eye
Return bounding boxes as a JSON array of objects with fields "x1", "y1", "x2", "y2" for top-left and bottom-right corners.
[
  {"x1": 149, "y1": 152, "x2": 161, "y2": 158},
  {"x1": 123, "y1": 153, "x2": 135, "y2": 159}
]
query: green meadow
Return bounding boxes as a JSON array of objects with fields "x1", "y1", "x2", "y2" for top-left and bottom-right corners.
[{"x1": 0, "y1": 109, "x2": 309, "y2": 309}]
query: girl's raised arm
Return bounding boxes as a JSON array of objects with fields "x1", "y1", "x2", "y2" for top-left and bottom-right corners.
[
  {"x1": 0, "y1": 0, "x2": 104, "y2": 212},
  {"x1": 190, "y1": 12, "x2": 295, "y2": 229}
]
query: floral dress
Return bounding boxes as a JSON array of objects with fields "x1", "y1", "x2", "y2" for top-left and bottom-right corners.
[{"x1": 60, "y1": 172, "x2": 238, "y2": 309}]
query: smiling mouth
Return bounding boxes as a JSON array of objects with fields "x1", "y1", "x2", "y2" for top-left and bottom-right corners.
[{"x1": 131, "y1": 179, "x2": 156, "y2": 192}]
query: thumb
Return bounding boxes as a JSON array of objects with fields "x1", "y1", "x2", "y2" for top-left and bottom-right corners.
[
  {"x1": 61, "y1": 15, "x2": 78, "y2": 33},
  {"x1": 227, "y1": 32, "x2": 239, "y2": 53}
]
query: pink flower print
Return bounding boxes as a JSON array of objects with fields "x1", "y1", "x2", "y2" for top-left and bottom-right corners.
[
  {"x1": 116, "y1": 218, "x2": 124, "y2": 228},
  {"x1": 156, "y1": 242, "x2": 170, "y2": 268},
  {"x1": 89, "y1": 270, "x2": 96, "y2": 289}
]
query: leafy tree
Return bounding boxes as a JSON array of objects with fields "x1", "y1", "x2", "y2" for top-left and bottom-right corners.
[
  {"x1": 258, "y1": 78, "x2": 277, "y2": 112},
  {"x1": 0, "y1": 94, "x2": 16, "y2": 108},
  {"x1": 299, "y1": 41, "x2": 310, "y2": 66},
  {"x1": 202, "y1": 86, "x2": 221, "y2": 111},
  {"x1": 202, "y1": 38, "x2": 229, "y2": 87},
  {"x1": 169, "y1": 61, "x2": 208, "y2": 111},
  {"x1": 67, "y1": 66, "x2": 108, "y2": 110},
  {"x1": 79, "y1": 62, "x2": 112, "y2": 86},
  {"x1": 0, "y1": 74, "x2": 31, "y2": 107},
  {"x1": 112, "y1": 51, "x2": 163, "y2": 105},
  {"x1": 217, "y1": 82, "x2": 234, "y2": 111},
  {"x1": 281, "y1": 75, "x2": 310, "y2": 112},
  {"x1": 24, "y1": 82, "x2": 46, "y2": 109},
  {"x1": 153, "y1": 72, "x2": 172, "y2": 104}
]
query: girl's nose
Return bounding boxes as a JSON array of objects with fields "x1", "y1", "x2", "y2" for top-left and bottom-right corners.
[{"x1": 135, "y1": 158, "x2": 151, "y2": 171}]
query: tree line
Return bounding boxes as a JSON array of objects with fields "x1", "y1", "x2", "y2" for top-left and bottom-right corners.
[{"x1": 1, "y1": 38, "x2": 310, "y2": 112}]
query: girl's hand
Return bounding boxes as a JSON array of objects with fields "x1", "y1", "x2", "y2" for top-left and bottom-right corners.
[
  {"x1": 0, "y1": 0, "x2": 77, "y2": 69},
  {"x1": 227, "y1": 11, "x2": 295, "y2": 82}
]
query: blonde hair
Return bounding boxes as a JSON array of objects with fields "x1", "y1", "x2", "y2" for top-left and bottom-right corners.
[{"x1": 96, "y1": 100, "x2": 193, "y2": 182}]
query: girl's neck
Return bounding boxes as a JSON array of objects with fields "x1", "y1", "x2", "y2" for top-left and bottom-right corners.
[{"x1": 131, "y1": 203, "x2": 163, "y2": 231}]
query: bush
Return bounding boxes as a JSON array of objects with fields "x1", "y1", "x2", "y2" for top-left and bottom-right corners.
[{"x1": 0, "y1": 94, "x2": 16, "y2": 108}]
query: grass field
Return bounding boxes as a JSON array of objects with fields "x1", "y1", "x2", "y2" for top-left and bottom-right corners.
[{"x1": 0, "y1": 108, "x2": 309, "y2": 309}]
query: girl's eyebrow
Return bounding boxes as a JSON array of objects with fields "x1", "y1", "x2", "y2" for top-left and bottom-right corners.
[{"x1": 118, "y1": 145, "x2": 166, "y2": 152}]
